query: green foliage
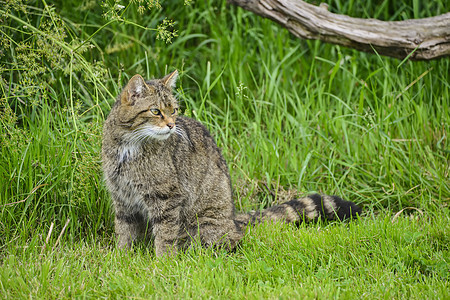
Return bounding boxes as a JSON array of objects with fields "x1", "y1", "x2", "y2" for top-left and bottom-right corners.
[{"x1": 0, "y1": 0, "x2": 448, "y2": 297}]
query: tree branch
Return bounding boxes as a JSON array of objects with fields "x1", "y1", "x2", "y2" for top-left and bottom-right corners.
[{"x1": 228, "y1": 0, "x2": 450, "y2": 60}]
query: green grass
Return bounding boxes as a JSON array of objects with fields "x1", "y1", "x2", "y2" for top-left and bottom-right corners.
[
  {"x1": 1, "y1": 213, "x2": 449, "y2": 298},
  {"x1": 0, "y1": 0, "x2": 449, "y2": 298}
]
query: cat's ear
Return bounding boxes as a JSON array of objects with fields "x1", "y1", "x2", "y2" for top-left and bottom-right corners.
[
  {"x1": 122, "y1": 74, "x2": 152, "y2": 105},
  {"x1": 162, "y1": 70, "x2": 178, "y2": 89}
]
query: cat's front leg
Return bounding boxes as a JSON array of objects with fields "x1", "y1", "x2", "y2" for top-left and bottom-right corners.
[
  {"x1": 151, "y1": 207, "x2": 182, "y2": 257},
  {"x1": 114, "y1": 210, "x2": 148, "y2": 249}
]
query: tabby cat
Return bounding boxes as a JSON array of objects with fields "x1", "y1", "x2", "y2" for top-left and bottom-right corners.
[{"x1": 102, "y1": 71, "x2": 361, "y2": 257}]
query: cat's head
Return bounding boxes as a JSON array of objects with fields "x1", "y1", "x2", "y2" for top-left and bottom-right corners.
[{"x1": 116, "y1": 70, "x2": 179, "y2": 141}]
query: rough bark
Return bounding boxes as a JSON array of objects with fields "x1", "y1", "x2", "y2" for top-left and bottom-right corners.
[{"x1": 228, "y1": 0, "x2": 450, "y2": 60}]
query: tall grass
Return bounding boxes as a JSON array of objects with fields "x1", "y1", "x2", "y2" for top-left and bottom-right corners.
[{"x1": 0, "y1": 0, "x2": 448, "y2": 297}]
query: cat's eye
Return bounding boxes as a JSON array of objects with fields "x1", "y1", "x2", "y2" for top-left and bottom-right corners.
[
  {"x1": 150, "y1": 108, "x2": 161, "y2": 115},
  {"x1": 172, "y1": 108, "x2": 178, "y2": 115}
]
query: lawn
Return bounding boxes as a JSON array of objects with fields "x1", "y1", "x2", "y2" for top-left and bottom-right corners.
[{"x1": 0, "y1": 0, "x2": 448, "y2": 298}]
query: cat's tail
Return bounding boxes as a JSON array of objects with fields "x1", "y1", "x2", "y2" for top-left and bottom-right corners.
[{"x1": 234, "y1": 194, "x2": 361, "y2": 229}]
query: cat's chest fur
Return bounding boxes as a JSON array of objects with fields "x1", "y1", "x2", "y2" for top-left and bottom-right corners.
[{"x1": 104, "y1": 143, "x2": 178, "y2": 218}]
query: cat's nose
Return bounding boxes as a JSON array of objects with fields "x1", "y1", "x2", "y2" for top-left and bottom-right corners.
[{"x1": 167, "y1": 122, "x2": 175, "y2": 129}]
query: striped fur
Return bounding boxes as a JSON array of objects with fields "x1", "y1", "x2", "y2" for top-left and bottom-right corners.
[{"x1": 234, "y1": 194, "x2": 361, "y2": 230}]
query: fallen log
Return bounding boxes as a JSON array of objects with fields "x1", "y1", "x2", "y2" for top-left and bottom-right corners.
[{"x1": 228, "y1": 0, "x2": 450, "y2": 60}]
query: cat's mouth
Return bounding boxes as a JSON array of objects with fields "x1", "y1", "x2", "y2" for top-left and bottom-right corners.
[{"x1": 151, "y1": 126, "x2": 176, "y2": 141}]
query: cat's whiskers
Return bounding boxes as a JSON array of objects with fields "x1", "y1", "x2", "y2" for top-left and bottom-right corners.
[
  {"x1": 175, "y1": 125, "x2": 192, "y2": 145},
  {"x1": 125, "y1": 124, "x2": 173, "y2": 149},
  {"x1": 118, "y1": 126, "x2": 158, "y2": 163},
  {"x1": 128, "y1": 125, "x2": 162, "y2": 143},
  {"x1": 127, "y1": 124, "x2": 190, "y2": 149},
  {"x1": 130, "y1": 127, "x2": 153, "y2": 143}
]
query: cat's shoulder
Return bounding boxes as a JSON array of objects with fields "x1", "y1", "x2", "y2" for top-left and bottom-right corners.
[
  {"x1": 174, "y1": 115, "x2": 218, "y2": 149},
  {"x1": 176, "y1": 116, "x2": 211, "y2": 135}
]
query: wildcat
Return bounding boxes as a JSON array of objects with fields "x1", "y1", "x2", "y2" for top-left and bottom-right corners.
[{"x1": 102, "y1": 70, "x2": 361, "y2": 257}]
